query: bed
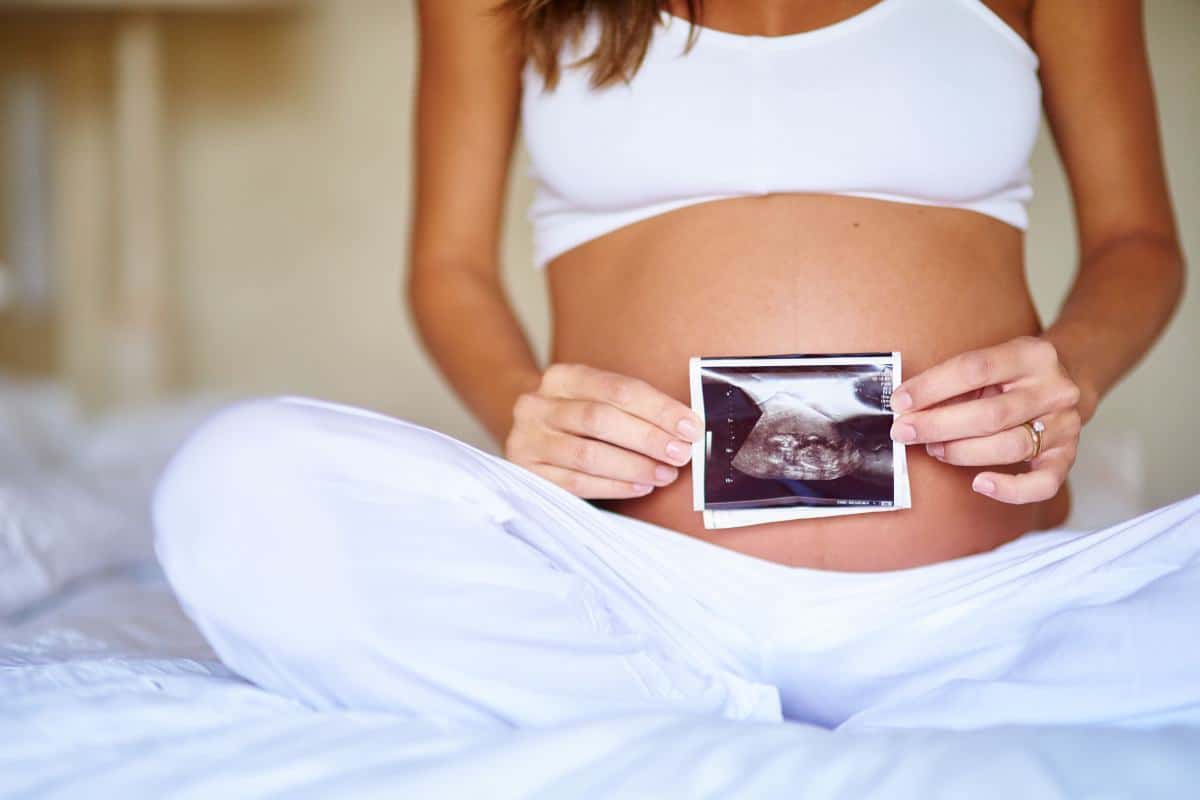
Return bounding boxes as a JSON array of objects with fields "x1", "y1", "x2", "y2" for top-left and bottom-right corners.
[{"x1": 3, "y1": 377, "x2": 1197, "y2": 799}]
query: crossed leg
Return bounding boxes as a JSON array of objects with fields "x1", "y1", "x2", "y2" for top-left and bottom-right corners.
[{"x1": 154, "y1": 397, "x2": 781, "y2": 730}]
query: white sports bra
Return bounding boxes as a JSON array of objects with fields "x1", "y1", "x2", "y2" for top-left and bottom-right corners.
[{"x1": 521, "y1": 0, "x2": 1041, "y2": 269}]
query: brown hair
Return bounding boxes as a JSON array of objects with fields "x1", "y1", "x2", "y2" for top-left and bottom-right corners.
[{"x1": 496, "y1": 1, "x2": 701, "y2": 89}]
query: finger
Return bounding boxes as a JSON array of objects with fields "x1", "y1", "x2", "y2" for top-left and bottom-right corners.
[
  {"x1": 937, "y1": 383, "x2": 1004, "y2": 408},
  {"x1": 971, "y1": 448, "x2": 1073, "y2": 504},
  {"x1": 527, "y1": 463, "x2": 656, "y2": 500},
  {"x1": 930, "y1": 409, "x2": 1081, "y2": 466},
  {"x1": 542, "y1": 364, "x2": 702, "y2": 441},
  {"x1": 892, "y1": 387, "x2": 1043, "y2": 444},
  {"x1": 892, "y1": 338, "x2": 1057, "y2": 413},
  {"x1": 538, "y1": 429, "x2": 679, "y2": 487},
  {"x1": 548, "y1": 399, "x2": 693, "y2": 467}
]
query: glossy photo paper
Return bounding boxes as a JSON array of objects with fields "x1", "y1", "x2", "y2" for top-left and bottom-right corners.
[{"x1": 689, "y1": 353, "x2": 911, "y2": 530}]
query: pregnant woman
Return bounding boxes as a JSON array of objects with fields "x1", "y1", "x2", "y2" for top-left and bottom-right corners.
[{"x1": 155, "y1": 0, "x2": 1199, "y2": 731}]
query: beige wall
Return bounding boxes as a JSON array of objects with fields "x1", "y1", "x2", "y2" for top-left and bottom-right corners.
[
  {"x1": 1, "y1": 0, "x2": 1197, "y2": 511},
  {"x1": 166, "y1": 1, "x2": 547, "y2": 442}
]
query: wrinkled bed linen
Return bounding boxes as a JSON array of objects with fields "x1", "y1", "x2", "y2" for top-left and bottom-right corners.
[
  {"x1": 0, "y1": 379, "x2": 216, "y2": 615},
  {"x1": 4, "y1": 568, "x2": 1200, "y2": 799}
]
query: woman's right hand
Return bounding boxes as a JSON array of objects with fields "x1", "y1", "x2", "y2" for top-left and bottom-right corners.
[{"x1": 506, "y1": 364, "x2": 703, "y2": 499}]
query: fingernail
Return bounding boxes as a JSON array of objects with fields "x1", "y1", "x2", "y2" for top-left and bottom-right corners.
[
  {"x1": 890, "y1": 422, "x2": 916, "y2": 443},
  {"x1": 665, "y1": 440, "x2": 690, "y2": 462},
  {"x1": 632, "y1": 483, "x2": 653, "y2": 494},
  {"x1": 891, "y1": 391, "x2": 912, "y2": 412},
  {"x1": 926, "y1": 442, "x2": 944, "y2": 458},
  {"x1": 654, "y1": 465, "x2": 678, "y2": 484},
  {"x1": 677, "y1": 419, "x2": 701, "y2": 440},
  {"x1": 973, "y1": 476, "x2": 996, "y2": 495}
]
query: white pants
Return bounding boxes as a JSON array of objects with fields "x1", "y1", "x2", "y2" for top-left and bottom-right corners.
[{"x1": 154, "y1": 397, "x2": 1200, "y2": 732}]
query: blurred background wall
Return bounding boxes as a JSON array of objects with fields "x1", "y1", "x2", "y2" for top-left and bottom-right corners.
[{"x1": 0, "y1": 0, "x2": 1196, "y2": 513}]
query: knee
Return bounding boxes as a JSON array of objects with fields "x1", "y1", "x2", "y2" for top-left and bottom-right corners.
[
  {"x1": 154, "y1": 396, "x2": 486, "y2": 535},
  {"x1": 153, "y1": 398, "x2": 318, "y2": 611},
  {"x1": 154, "y1": 397, "x2": 314, "y2": 530},
  {"x1": 153, "y1": 397, "x2": 511, "y2": 614}
]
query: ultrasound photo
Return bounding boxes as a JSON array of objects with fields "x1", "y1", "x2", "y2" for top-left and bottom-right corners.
[{"x1": 689, "y1": 353, "x2": 911, "y2": 529}]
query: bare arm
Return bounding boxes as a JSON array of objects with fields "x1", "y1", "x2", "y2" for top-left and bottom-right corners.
[
  {"x1": 889, "y1": 1, "x2": 1184, "y2": 507},
  {"x1": 409, "y1": 0, "x2": 539, "y2": 443},
  {"x1": 408, "y1": 2, "x2": 700, "y2": 497},
  {"x1": 1034, "y1": 0, "x2": 1185, "y2": 422}
]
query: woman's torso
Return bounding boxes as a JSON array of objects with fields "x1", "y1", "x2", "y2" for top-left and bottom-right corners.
[{"x1": 527, "y1": 0, "x2": 1067, "y2": 571}]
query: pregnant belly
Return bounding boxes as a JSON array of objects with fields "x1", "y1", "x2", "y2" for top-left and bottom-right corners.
[{"x1": 546, "y1": 193, "x2": 1067, "y2": 571}]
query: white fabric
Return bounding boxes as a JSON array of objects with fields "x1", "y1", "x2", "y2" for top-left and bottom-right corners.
[
  {"x1": 6, "y1": 572, "x2": 1200, "y2": 799},
  {"x1": 155, "y1": 397, "x2": 1200, "y2": 734},
  {"x1": 0, "y1": 377, "x2": 215, "y2": 616},
  {"x1": 522, "y1": 0, "x2": 1040, "y2": 268},
  {"x1": 5, "y1": 389, "x2": 1199, "y2": 797}
]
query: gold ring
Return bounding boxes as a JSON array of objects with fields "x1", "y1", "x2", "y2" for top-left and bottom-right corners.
[{"x1": 1022, "y1": 419, "x2": 1045, "y2": 462}]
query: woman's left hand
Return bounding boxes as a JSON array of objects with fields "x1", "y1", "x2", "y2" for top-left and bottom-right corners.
[{"x1": 888, "y1": 336, "x2": 1084, "y2": 504}]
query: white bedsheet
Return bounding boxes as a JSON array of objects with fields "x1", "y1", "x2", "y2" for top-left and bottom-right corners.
[
  {"x1": 3, "y1": 380, "x2": 1197, "y2": 799},
  {"x1": 4, "y1": 567, "x2": 1200, "y2": 799}
]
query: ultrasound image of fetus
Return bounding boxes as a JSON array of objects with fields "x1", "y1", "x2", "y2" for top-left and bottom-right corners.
[
  {"x1": 731, "y1": 394, "x2": 864, "y2": 481},
  {"x1": 728, "y1": 373, "x2": 894, "y2": 485}
]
